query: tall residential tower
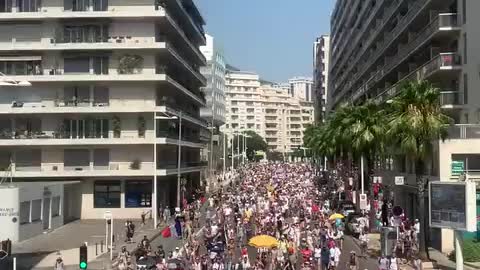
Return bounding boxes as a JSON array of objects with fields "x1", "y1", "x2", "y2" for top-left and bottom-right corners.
[
  {"x1": 314, "y1": 35, "x2": 330, "y2": 123},
  {"x1": 329, "y1": 0, "x2": 479, "y2": 252}
]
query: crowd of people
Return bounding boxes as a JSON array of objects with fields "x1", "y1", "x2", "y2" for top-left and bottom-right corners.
[{"x1": 115, "y1": 162, "x2": 424, "y2": 270}]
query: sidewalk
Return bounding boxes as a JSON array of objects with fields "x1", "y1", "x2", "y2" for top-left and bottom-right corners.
[{"x1": 13, "y1": 219, "x2": 160, "y2": 270}]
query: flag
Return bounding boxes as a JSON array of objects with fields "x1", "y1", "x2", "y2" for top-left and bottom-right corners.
[{"x1": 161, "y1": 226, "x2": 171, "y2": 238}]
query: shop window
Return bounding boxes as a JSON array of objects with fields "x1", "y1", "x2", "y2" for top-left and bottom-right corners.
[
  {"x1": 94, "y1": 181, "x2": 121, "y2": 208},
  {"x1": 125, "y1": 181, "x2": 152, "y2": 208},
  {"x1": 31, "y1": 199, "x2": 42, "y2": 222},
  {"x1": 20, "y1": 201, "x2": 30, "y2": 224},
  {"x1": 52, "y1": 196, "x2": 61, "y2": 217}
]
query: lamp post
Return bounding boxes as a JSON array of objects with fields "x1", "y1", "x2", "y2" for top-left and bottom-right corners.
[{"x1": 176, "y1": 112, "x2": 183, "y2": 208}]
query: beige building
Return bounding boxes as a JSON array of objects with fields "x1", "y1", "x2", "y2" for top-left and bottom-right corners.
[
  {"x1": 223, "y1": 69, "x2": 314, "y2": 158},
  {"x1": 329, "y1": 0, "x2": 480, "y2": 253},
  {"x1": 0, "y1": 0, "x2": 207, "y2": 221}
]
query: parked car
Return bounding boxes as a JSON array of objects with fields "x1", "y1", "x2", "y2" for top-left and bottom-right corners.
[
  {"x1": 345, "y1": 213, "x2": 362, "y2": 237},
  {"x1": 339, "y1": 201, "x2": 356, "y2": 216}
]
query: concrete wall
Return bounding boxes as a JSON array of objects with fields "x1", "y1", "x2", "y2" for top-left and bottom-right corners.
[{"x1": 17, "y1": 182, "x2": 64, "y2": 242}]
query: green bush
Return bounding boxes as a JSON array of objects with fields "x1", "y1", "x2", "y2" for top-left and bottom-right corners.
[{"x1": 448, "y1": 239, "x2": 480, "y2": 262}]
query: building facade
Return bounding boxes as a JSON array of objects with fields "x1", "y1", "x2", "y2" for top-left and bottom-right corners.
[
  {"x1": 0, "y1": 0, "x2": 207, "y2": 220},
  {"x1": 329, "y1": 0, "x2": 480, "y2": 252},
  {"x1": 199, "y1": 34, "x2": 226, "y2": 173},
  {"x1": 288, "y1": 77, "x2": 314, "y2": 103},
  {"x1": 313, "y1": 35, "x2": 330, "y2": 123},
  {"x1": 223, "y1": 69, "x2": 314, "y2": 158}
]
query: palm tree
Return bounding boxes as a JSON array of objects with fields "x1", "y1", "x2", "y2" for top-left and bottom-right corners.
[
  {"x1": 340, "y1": 102, "x2": 387, "y2": 194},
  {"x1": 386, "y1": 80, "x2": 451, "y2": 259}
]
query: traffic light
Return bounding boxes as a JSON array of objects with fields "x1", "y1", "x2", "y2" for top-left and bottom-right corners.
[{"x1": 79, "y1": 244, "x2": 88, "y2": 269}]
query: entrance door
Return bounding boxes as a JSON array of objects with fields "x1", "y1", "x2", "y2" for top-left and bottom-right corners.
[{"x1": 43, "y1": 197, "x2": 51, "y2": 230}]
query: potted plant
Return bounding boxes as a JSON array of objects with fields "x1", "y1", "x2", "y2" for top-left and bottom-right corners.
[
  {"x1": 138, "y1": 116, "x2": 146, "y2": 138},
  {"x1": 130, "y1": 159, "x2": 141, "y2": 170},
  {"x1": 117, "y1": 54, "x2": 144, "y2": 74},
  {"x1": 112, "y1": 116, "x2": 121, "y2": 138}
]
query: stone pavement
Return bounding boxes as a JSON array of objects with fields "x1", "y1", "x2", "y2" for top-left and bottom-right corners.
[{"x1": 13, "y1": 218, "x2": 160, "y2": 270}]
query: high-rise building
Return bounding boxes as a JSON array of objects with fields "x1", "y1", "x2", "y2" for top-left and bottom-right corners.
[
  {"x1": 288, "y1": 77, "x2": 314, "y2": 103},
  {"x1": 313, "y1": 35, "x2": 330, "y2": 123},
  {"x1": 223, "y1": 69, "x2": 314, "y2": 158},
  {"x1": 199, "y1": 34, "x2": 226, "y2": 173},
  {"x1": 0, "y1": 0, "x2": 207, "y2": 222},
  {"x1": 200, "y1": 34, "x2": 226, "y2": 127},
  {"x1": 329, "y1": 0, "x2": 477, "y2": 252}
]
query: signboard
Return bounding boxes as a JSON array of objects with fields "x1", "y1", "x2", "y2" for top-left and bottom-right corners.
[
  {"x1": 394, "y1": 176, "x2": 405, "y2": 185},
  {"x1": 429, "y1": 181, "x2": 477, "y2": 231},
  {"x1": 103, "y1": 210, "x2": 112, "y2": 220},
  {"x1": 451, "y1": 160, "x2": 465, "y2": 175},
  {"x1": 359, "y1": 194, "x2": 368, "y2": 210}
]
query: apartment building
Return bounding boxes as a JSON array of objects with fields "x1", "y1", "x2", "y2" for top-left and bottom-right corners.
[
  {"x1": 223, "y1": 69, "x2": 314, "y2": 157},
  {"x1": 223, "y1": 70, "x2": 264, "y2": 138},
  {"x1": 0, "y1": 0, "x2": 207, "y2": 226},
  {"x1": 313, "y1": 35, "x2": 330, "y2": 123},
  {"x1": 288, "y1": 77, "x2": 314, "y2": 103},
  {"x1": 329, "y1": 0, "x2": 480, "y2": 252},
  {"x1": 199, "y1": 34, "x2": 226, "y2": 172}
]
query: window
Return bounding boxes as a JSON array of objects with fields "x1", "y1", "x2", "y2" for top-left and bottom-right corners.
[
  {"x1": 31, "y1": 199, "x2": 42, "y2": 222},
  {"x1": 20, "y1": 201, "x2": 30, "y2": 224},
  {"x1": 94, "y1": 181, "x2": 121, "y2": 208},
  {"x1": 462, "y1": 0, "x2": 466, "y2": 24},
  {"x1": 463, "y1": 33, "x2": 467, "y2": 64},
  {"x1": 125, "y1": 181, "x2": 152, "y2": 208},
  {"x1": 51, "y1": 196, "x2": 61, "y2": 217},
  {"x1": 464, "y1": 73, "x2": 468, "y2": 104}
]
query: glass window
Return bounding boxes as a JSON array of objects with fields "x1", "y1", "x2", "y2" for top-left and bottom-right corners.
[
  {"x1": 94, "y1": 181, "x2": 121, "y2": 208},
  {"x1": 463, "y1": 33, "x2": 467, "y2": 64},
  {"x1": 125, "y1": 181, "x2": 152, "y2": 208},
  {"x1": 31, "y1": 199, "x2": 42, "y2": 222},
  {"x1": 52, "y1": 196, "x2": 61, "y2": 217},
  {"x1": 20, "y1": 201, "x2": 30, "y2": 224}
]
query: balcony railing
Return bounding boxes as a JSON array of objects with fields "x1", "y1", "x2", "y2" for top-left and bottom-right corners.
[
  {"x1": 448, "y1": 125, "x2": 480, "y2": 139},
  {"x1": 374, "y1": 52, "x2": 461, "y2": 103},
  {"x1": 440, "y1": 91, "x2": 464, "y2": 106},
  {"x1": 334, "y1": 0, "x2": 438, "y2": 103}
]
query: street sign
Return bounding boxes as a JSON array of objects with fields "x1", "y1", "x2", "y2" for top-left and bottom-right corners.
[
  {"x1": 395, "y1": 176, "x2": 405, "y2": 185},
  {"x1": 103, "y1": 210, "x2": 112, "y2": 220},
  {"x1": 359, "y1": 194, "x2": 368, "y2": 210},
  {"x1": 451, "y1": 160, "x2": 464, "y2": 175}
]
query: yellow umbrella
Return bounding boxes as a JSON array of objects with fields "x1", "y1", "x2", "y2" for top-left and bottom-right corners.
[
  {"x1": 248, "y1": 235, "x2": 279, "y2": 249},
  {"x1": 328, "y1": 213, "x2": 345, "y2": 220}
]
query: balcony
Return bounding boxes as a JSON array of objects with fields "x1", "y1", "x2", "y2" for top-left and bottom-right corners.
[
  {"x1": 374, "y1": 53, "x2": 462, "y2": 104},
  {"x1": 335, "y1": 7, "x2": 459, "y2": 104},
  {"x1": 440, "y1": 91, "x2": 464, "y2": 108},
  {"x1": 447, "y1": 125, "x2": 480, "y2": 140}
]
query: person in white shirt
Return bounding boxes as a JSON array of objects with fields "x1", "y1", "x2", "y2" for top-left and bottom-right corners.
[
  {"x1": 172, "y1": 247, "x2": 180, "y2": 259},
  {"x1": 333, "y1": 246, "x2": 341, "y2": 267},
  {"x1": 314, "y1": 244, "x2": 322, "y2": 269}
]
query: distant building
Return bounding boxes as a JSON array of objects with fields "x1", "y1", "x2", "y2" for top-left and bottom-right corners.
[
  {"x1": 223, "y1": 69, "x2": 314, "y2": 158},
  {"x1": 199, "y1": 34, "x2": 226, "y2": 172},
  {"x1": 288, "y1": 77, "x2": 314, "y2": 103},
  {"x1": 313, "y1": 35, "x2": 330, "y2": 123},
  {"x1": 199, "y1": 34, "x2": 226, "y2": 127}
]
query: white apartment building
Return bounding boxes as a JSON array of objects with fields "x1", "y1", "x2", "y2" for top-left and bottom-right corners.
[
  {"x1": 313, "y1": 35, "x2": 330, "y2": 123},
  {"x1": 223, "y1": 69, "x2": 314, "y2": 157},
  {"x1": 288, "y1": 77, "x2": 314, "y2": 103},
  {"x1": 0, "y1": 0, "x2": 207, "y2": 230},
  {"x1": 199, "y1": 34, "x2": 226, "y2": 127},
  {"x1": 329, "y1": 0, "x2": 480, "y2": 252},
  {"x1": 199, "y1": 34, "x2": 226, "y2": 172}
]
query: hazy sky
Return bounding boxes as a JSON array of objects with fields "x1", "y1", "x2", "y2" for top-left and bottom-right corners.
[{"x1": 195, "y1": 0, "x2": 335, "y2": 83}]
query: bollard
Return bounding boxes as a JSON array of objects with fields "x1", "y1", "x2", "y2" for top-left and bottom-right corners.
[
  {"x1": 96, "y1": 242, "x2": 98, "y2": 256},
  {"x1": 101, "y1": 240, "x2": 104, "y2": 253}
]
